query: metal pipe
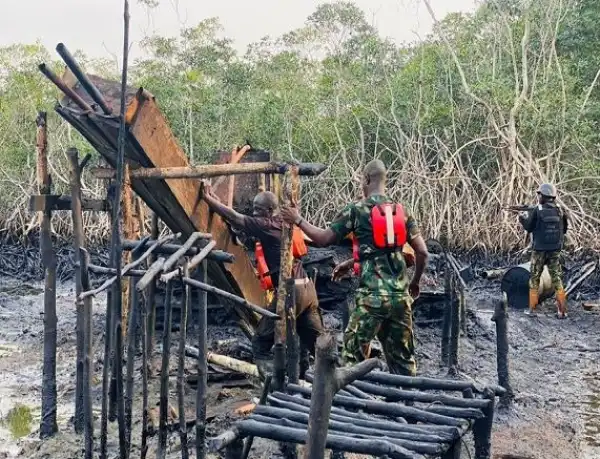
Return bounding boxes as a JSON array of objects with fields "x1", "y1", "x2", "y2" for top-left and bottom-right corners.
[
  {"x1": 38, "y1": 64, "x2": 93, "y2": 112},
  {"x1": 55, "y1": 43, "x2": 113, "y2": 114},
  {"x1": 501, "y1": 262, "x2": 553, "y2": 309}
]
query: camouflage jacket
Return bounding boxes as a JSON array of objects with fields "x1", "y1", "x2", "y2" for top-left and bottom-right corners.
[{"x1": 329, "y1": 194, "x2": 420, "y2": 297}]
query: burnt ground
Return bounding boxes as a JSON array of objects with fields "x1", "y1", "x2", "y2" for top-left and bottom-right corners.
[{"x1": 0, "y1": 246, "x2": 599, "y2": 459}]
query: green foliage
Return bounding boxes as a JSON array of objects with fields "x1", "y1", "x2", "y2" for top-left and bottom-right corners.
[{"x1": 1, "y1": 0, "x2": 600, "y2": 249}]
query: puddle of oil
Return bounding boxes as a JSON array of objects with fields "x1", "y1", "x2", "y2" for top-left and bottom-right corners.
[{"x1": 1, "y1": 403, "x2": 32, "y2": 439}]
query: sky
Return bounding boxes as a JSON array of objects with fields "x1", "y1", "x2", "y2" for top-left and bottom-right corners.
[{"x1": 0, "y1": 0, "x2": 478, "y2": 60}]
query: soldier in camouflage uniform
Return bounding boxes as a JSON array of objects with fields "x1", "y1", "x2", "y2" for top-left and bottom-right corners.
[
  {"x1": 519, "y1": 183, "x2": 568, "y2": 318},
  {"x1": 281, "y1": 160, "x2": 429, "y2": 376}
]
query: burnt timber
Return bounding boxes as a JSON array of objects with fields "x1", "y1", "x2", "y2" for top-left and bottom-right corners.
[{"x1": 50, "y1": 69, "x2": 278, "y2": 331}]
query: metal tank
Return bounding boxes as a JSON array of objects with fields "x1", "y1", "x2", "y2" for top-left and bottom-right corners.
[{"x1": 501, "y1": 262, "x2": 554, "y2": 309}]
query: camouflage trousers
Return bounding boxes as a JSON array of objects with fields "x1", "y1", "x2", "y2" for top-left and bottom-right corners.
[
  {"x1": 529, "y1": 250, "x2": 564, "y2": 291},
  {"x1": 342, "y1": 292, "x2": 416, "y2": 377}
]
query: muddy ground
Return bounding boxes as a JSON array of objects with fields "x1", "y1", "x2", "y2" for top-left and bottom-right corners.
[{"x1": 0, "y1": 254, "x2": 599, "y2": 459}]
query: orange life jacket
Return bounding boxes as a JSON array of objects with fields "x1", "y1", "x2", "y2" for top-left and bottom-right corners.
[
  {"x1": 352, "y1": 203, "x2": 410, "y2": 275},
  {"x1": 255, "y1": 227, "x2": 308, "y2": 290}
]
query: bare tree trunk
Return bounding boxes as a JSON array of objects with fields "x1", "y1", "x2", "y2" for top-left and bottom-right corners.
[{"x1": 304, "y1": 332, "x2": 382, "y2": 459}]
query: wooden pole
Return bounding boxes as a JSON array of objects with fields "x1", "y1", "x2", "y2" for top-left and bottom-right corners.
[
  {"x1": 442, "y1": 440, "x2": 461, "y2": 459},
  {"x1": 177, "y1": 263, "x2": 190, "y2": 459},
  {"x1": 114, "y1": 2, "x2": 130, "y2": 457},
  {"x1": 285, "y1": 278, "x2": 299, "y2": 385},
  {"x1": 273, "y1": 166, "x2": 300, "y2": 388},
  {"x1": 37, "y1": 111, "x2": 58, "y2": 439},
  {"x1": 124, "y1": 251, "x2": 140, "y2": 448},
  {"x1": 79, "y1": 249, "x2": 94, "y2": 459},
  {"x1": 196, "y1": 260, "x2": 208, "y2": 459},
  {"x1": 492, "y1": 295, "x2": 514, "y2": 407},
  {"x1": 157, "y1": 281, "x2": 174, "y2": 459},
  {"x1": 147, "y1": 212, "x2": 159, "y2": 365},
  {"x1": 459, "y1": 285, "x2": 466, "y2": 334},
  {"x1": 182, "y1": 277, "x2": 279, "y2": 318},
  {"x1": 441, "y1": 266, "x2": 451, "y2": 367},
  {"x1": 473, "y1": 388, "x2": 495, "y2": 459},
  {"x1": 140, "y1": 273, "x2": 150, "y2": 459},
  {"x1": 90, "y1": 161, "x2": 327, "y2": 180},
  {"x1": 449, "y1": 275, "x2": 459, "y2": 375},
  {"x1": 68, "y1": 147, "x2": 85, "y2": 434},
  {"x1": 121, "y1": 163, "x2": 135, "y2": 339}
]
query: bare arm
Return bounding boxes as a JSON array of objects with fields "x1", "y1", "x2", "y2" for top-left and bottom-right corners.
[
  {"x1": 280, "y1": 206, "x2": 338, "y2": 247},
  {"x1": 332, "y1": 258, "x2": 354, "y2": 281},
  {"x1": 408, "y1": 234, "x2": 428, "y2": 285},
  {"x1": 297, "y1": 219, "x2": 338, "y2": 247},
  {"x1": 202, "y1": 182, "x2": 245, "y2": 227}
]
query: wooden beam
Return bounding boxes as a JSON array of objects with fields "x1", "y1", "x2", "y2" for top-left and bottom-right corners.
[{"x1": 89, "y1": 162, "x2": 327, "y2": 180}]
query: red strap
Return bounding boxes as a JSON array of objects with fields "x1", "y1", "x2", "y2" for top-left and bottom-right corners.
[{"x1": 352, "y1": 234, "x2": 360, "y2": 275}]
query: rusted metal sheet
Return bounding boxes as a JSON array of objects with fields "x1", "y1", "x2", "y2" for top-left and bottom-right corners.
[{"x1": 56, "y1": 73, "x2": 266, "y2": 312}]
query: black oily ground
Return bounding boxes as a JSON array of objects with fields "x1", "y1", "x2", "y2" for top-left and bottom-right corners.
[{"x1": 1, "y1": 237, "x2": 598, "y2": 300}]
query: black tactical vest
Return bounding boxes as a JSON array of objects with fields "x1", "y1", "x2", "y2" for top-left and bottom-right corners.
[{"x1": 533, "y1": 204, "x2": 564, "y2": 251}]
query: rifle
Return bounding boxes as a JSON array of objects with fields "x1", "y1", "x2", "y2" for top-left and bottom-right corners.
[{"x1": 503, "y1": 205, "x2": 534, "y2": 213}]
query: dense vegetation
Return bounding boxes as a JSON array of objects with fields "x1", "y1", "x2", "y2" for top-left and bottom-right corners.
[{"x1": 1, "y1": 0, "x2": 599, "y2": 250}]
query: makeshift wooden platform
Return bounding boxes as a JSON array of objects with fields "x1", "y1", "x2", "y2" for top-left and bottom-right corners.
[{"x1": 212, "y1": 370, "x2": 502, "y2": 459}]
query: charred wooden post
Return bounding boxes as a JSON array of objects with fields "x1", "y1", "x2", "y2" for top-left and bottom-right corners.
[
  {"x1": 121, "y1": 239, "x2": 232, "y2": 263},
  {"x1": 140, "y1": 271, "x2": 150, "y2": 459},
  {"x1": 38, "y1": 63, "x2": 93, "y2": 112},
  {"x1": 442, "y1": 440, "x2": 461, "y2": 459},
  {"x1": 56, "y1": 43, "x2": 113, "y2": 114},
  {"x1": 182, "y1": 277, "x2": 279, "y2": 319},
  {"x1": 113, "y1": 7, "x2": 131, "y2": 457},
  {"x1": 121, "y1": 164, "x2": 136, "y2": 339},
  {"x1": 68, "y1": 147, "x2": 86, "y2": 434},
  {"x1": 473, "y1": 388, "x2": 495, "y2": 459},
  {"x1": 37, "y1": 111, "x2": 58, "y2": 440},
  {"x1": 304, "y1": 332, "x2": 382, "y2": 459},
  {"x1": 226, "y1": 420, "x2": 424, "y2": 459},
  {"x1": 115, "y1": 321, "x2": 127, "y2": 459},
  {"x1": 82, "y1": 234, "x2": 178, "y2": 300},
  {"x1": 79, "y1": 248, "x2": 94, "y2": 459},
  {"x1": 195, "y1": 260, "x2": 208, "y2": 459},
  {"x1": 459, "y1": 285, "x2": 466, "y2": 335},
  {"x1": 157, "y1": 281, "x2": 174, "y2": 459},
  {"x1": 241, "y1": 375, "x2": 272, "y2": 459},
  {"x1": 449, "y1": 275, "x2": 459, "y2": 375},
  {"x1": 492, "y1": 295, "x2": 514, "y2": 406},
  {"x1": 225, "y1": 438, "x2": 245, "y2": 459},
  {"x1": 285, "y1": 278, "x2": 299, "y2": 385},
  {"x1": 275, "y1": 166, "x2": 299, "y2": 350},
  {"x1": 147, "y1": 213, "x2": 159, "y2": 360},
  {"x1": 177, "y1": 263, "x2": 191, "y2": 459},
  {"x1": 441, "y1": 266, "x2": 451, "y2": 366},
  {"x1": 124, "y1": 250, "x2": 141, "y2": 446},
  {"x1": 273, "y1": 343, "x2": 286, "y2": 392},
  {"x1": 162, "y1": 232, "x2": 204, "y2": 272},
  {"x1": 362, "y1": 372, "x2": 505, "y2": 397}
]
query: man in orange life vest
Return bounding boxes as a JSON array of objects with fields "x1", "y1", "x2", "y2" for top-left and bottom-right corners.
[
  {"x1": 281, "y1": 159, "x2": 428, "y2": 376},
  {"x1": 201, "y1": 181, "x2": 323, "y2": 379}
]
